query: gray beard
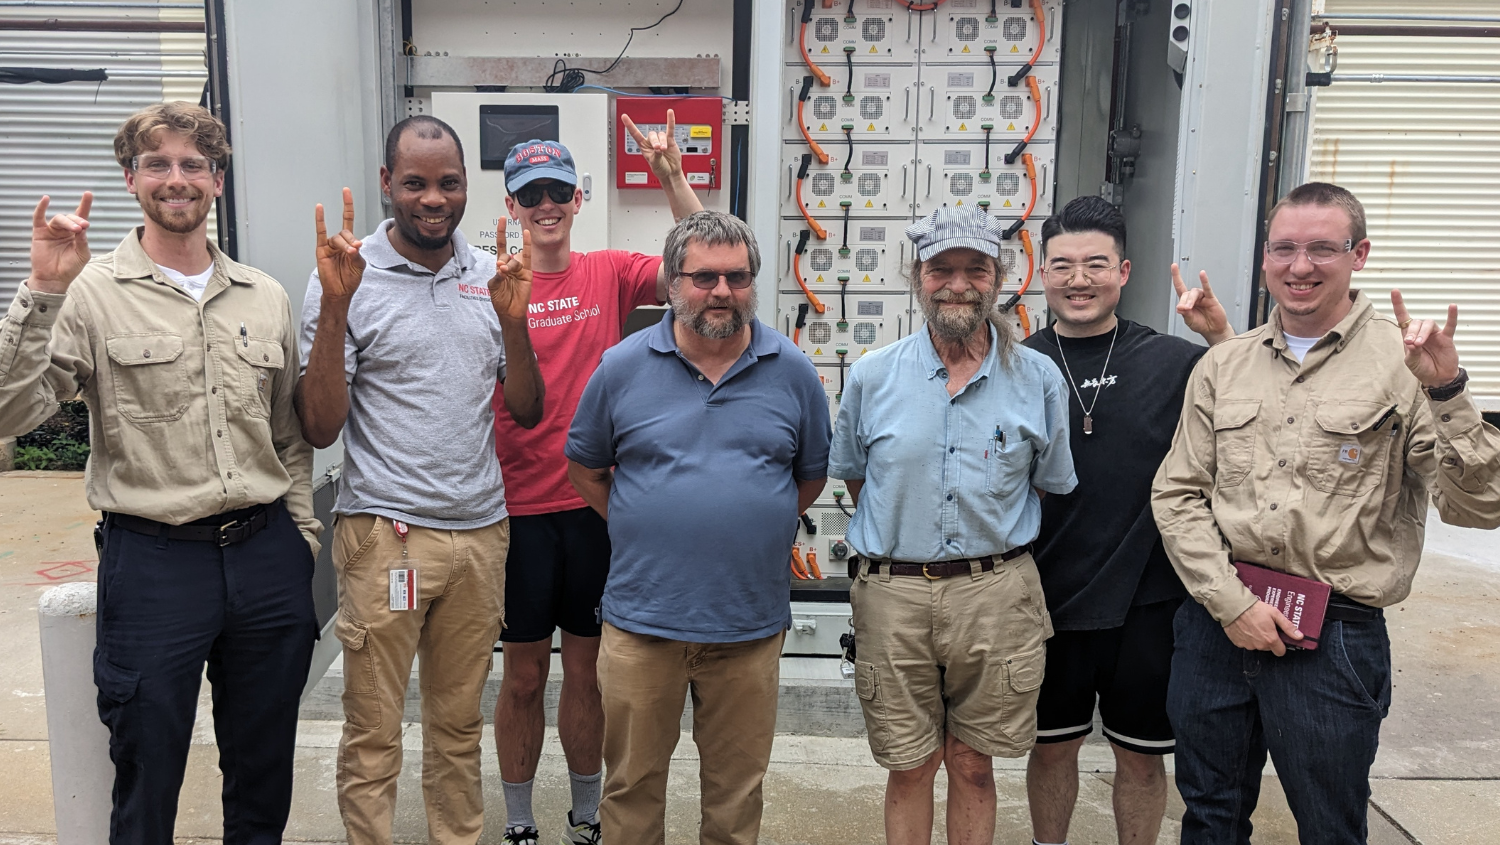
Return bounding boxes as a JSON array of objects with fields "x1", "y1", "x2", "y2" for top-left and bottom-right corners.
[
  {"x1": 918, "y1": 286, "x2": 999, "y2": 342},
  {"x1": 669, "y1": 284, "x2": 758, "y2": 339}
]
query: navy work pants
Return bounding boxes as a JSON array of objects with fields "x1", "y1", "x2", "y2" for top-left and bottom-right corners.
[
  {"x1": 1167, "y1": 599, "x2": 1391, "y2": 845},
  {"x1": 93, "y1": 502, "x2": 318, "y2": 845}
]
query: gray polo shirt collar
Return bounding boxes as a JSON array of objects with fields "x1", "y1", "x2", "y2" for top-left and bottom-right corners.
[
  {"x1": 917, "y1": 322, "x2": 999, "y2": 391},
  {"x1": 362, "y1": 219, "x2": 478, "y2": 276}
]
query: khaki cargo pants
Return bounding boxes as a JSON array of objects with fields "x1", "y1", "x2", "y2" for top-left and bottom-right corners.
[
  {"x1": 332, "y1": 513, "x2": 509, "y2": 845},
  {"x1": 850, "y1": 553, "x2": 1052, "y2": 770}
]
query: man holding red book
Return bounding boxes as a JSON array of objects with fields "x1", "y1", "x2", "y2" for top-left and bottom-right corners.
[{"x1": 1152, "y1": 182, "x2": 1500, "y2": 844}]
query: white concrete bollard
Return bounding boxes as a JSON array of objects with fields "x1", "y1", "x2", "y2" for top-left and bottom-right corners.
[{"x1": 39, "y1": 581, "x2": 114, "y2": 845}]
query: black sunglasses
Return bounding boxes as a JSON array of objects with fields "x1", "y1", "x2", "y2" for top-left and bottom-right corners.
[
  {"x1": 678, "y1": 270, "x2": 756, "y2": 290},
  {"x1": 511, "y1": 181, "x2": 577, "y2": 208}
]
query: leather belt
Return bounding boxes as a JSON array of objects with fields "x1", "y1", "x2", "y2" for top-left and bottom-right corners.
[
  {"x1": 861, "y1": 545, "x2": 1032, "y2": 580},
  {"x1": 106, "y1": 500, "x2": 279, "y2": 547},
  {"x1": 1325, "y1": 594, "x2": 1382, "y2": 623}
]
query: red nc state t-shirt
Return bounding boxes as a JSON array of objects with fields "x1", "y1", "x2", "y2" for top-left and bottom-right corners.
[{"x1": 492, "y1": 250, "x2": 663, "y2": 516}]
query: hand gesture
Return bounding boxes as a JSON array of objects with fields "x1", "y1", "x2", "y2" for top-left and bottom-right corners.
[
  {"x1": 489, "y1": 216, "x2": 532, "y2": 325},
  {"x1": 315, "y1": 187, "x2": 364, "y2": 301},
  {"x1": 622, "y1": 108, "x2": 684, "y2": 183},
  {"x1": 29, "y1": 193, "x2": 93, "y2": 294},
  {"x1": 1391, "y1": 289, "x2": 1461, "y2": 388},
  {"x1": 1172, "y1": 263, "x2": 1232, "y2": 345},
  {"x1": 1225, "y1": 600, "x2": 1303, "y2": 657}
]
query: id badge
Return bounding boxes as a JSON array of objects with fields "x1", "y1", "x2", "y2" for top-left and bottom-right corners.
[{"x1": 389, "y1": 564, "x2": 420, "y2": 611}]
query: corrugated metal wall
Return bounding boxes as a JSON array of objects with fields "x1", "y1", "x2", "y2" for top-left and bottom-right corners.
[
  {"x1": 1309, "y1": 3, "x2": 1500, "y2": 407},
  {"x1": 0, "y1": 6, "x2": 207, "y2": 309}
]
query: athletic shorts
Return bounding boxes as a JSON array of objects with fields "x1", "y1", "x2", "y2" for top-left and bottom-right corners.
[
  {"x1": 499, "y1": 506, "x2": 611, "y2": 643},
  {"x1": 1033, "y1": 598, "x2": 1181, "y2": 756}
]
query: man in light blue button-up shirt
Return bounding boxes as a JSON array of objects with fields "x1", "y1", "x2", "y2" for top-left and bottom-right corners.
[{"x1": 829, "y1": 207, "x2": 1075, "y2": 845}]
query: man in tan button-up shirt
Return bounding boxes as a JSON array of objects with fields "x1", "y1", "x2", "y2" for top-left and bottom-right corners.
[
  {"x1": 0, "y1": 103, "x2": 319, "y2": 845},
  {"x1": 1152, "y1": 182, "x2": 1500, "y2": 845}
]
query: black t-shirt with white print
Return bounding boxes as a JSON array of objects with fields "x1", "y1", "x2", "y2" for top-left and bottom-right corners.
[{"x1": 1022, "y1": 318, "x2": 1207, "y2": 630}]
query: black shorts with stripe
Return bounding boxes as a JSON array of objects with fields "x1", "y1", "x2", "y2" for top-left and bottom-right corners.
[{"x1": 1034, "y1": 598, "x2": 1181, "y2": 755}]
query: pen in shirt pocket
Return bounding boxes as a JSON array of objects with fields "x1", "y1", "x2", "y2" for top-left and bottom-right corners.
[
  {"x1": 994, "y1": 426, "x2": 1006, "y2": 452},
  {"x1": 1372, "y1": 404, "x2": 1399, "y2": 436}
]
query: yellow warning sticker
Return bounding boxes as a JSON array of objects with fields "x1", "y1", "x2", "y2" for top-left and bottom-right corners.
[
  {"x1": 819, "y1": 123, "x2": 828, "y2": 131},
  {"x1": 864, "y1": 200, "x2": 874, "y2": 208},
  {"x1": 956, "y1": 199, "x2": 964, "y2": 206},
  {"x1": 867, "y1": 122, "x2": 876, "y2": 131},
  {"x1": 861, "y1": 347, "x2": 869, "y2": 355},
  {"x1": 1010, "y1": 44, "x2": 1020, "y2": 53},
  {"x1": 959, "y1": 122, "x2": 968, "y2": 131},
  {"x1": 1007, "y1": 122, "x2": 1016, "y2": 131},
  {"x1": 821, "y1": 45, "x2": 830, "y2": 53},
  {"x1": 869, "y1": 45, "x2": 878, "y2": 53},
  {"x1": 815, "y1": 275, "x2": 825, "y2": 283},
  {"x1": 690, "y1": 125, "x2": 712, "y2": 138},
  {"x1": 817, "y1": 200, "x2": 826, "y2": 208},
  {"x1": 862, "y1": 274, "x2": 872, "y2": 283},
  {"x1": 814, "y1": 347, "x2": 823, "y2": 355},
  {"x1": 1003, "y1": 199, "x2": 1013, "y2": 207},
  {"x1": 961, "y1": 45, "x2": 971, "y2": 53}
]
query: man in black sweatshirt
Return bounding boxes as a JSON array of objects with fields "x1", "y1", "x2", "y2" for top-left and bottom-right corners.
[{"x1": 1021, "y1": 196, "x2": 1230, "y2": 845}]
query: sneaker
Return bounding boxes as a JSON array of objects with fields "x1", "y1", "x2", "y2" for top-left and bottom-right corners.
[
  {"x1": 560, "y1": 811, "x2": 602, "y2": 845},
  {"x1": 504, "y1": 825, "x2": 540, "y2": 845}
]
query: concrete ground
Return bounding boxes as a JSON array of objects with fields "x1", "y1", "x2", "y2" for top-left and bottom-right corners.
[{"x1": 1, "y1": 473, "x2": 1498, "y2": 844}]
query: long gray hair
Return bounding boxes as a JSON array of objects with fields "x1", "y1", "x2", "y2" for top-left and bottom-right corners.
[{"x1": 663, "y1": 211, "x2": 762, "y2": 284}]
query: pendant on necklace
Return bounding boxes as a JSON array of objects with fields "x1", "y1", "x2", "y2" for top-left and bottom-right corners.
[{"x1": 1083, "y1": 415, "x2": 1094, "y2": 435}]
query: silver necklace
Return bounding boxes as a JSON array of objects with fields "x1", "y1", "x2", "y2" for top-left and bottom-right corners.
[{"x1": 1055, "y1": 322, "x2": 1118, "y2": 435}]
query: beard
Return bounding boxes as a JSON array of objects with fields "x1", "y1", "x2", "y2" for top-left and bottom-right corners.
[
  {"x1": 392, "y1": 216, "x2": 454, "y2": 252},
  {"x1": 917, "y1": 284, "x2": 1000, "y2": 342},
  {"x1": 669, "y1": 283, "x2": 758, "y2": 340},
  {"x1": 140, "y1": 191, "x2": 210, "y2": 235}
]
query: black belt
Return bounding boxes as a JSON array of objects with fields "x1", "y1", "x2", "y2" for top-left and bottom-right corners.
[
  {"x1": 106, "y1": 500, "x2": 280, "y2": 547},
  {"x1": 1326, "y1": 594, "x2": 1382, "y2": 623},
  {"x1": 858, "y1": 545, "x2": 1032, "y2": 580}
]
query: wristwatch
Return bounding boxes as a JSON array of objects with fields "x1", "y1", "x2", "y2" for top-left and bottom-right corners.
[{"x1": 1426, "y1": 367, "x2": 1468, "y2": 402}]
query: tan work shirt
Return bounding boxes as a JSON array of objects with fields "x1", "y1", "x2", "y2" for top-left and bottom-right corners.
[
  {"x1": 0, "y1": 229, "x2": 320, "y2": 554},
  {"x1": 1152, "y1": 291, "x2": 1500, "y2": 625}
]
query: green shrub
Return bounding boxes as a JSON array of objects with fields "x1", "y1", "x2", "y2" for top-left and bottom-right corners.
[{"x1": 13, "y1": 400, "x2": 90, "y2": 470}]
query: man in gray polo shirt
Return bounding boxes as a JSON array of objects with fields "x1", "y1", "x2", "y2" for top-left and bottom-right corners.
[
  {"x1": 296, "y1": 115, "x2": 544, "y2": 845},
  {"x1": 565, "y1": 211, "x2": 830, "y2": 845}
]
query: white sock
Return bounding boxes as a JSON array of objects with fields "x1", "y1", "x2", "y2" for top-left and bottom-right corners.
[
  {"x1": 1034, "y1": 839, "x2": 1069, "y2": 845},
  {"x1": 569, "y1": 768, "x2": 603, "y2": 825},
  {"x1": 503, "y1": 777, "x2": 536, "y2": 830}
]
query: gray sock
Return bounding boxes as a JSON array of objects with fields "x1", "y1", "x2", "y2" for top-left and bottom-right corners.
[
  {"x1": 569, "y1": 768, "x2": 603, "y2": 825},
  {"x1": 503, "y1": 777, "x2": 536, "y2": 830}
]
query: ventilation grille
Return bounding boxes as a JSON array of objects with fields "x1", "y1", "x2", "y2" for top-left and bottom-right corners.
[
  {"x1": 811, "y1": 173, "x2": 836, "y2": 196},
  {"x1": 853, "y1": 322, "x2": 878, "y2": 345},
  {"x1": 855, "y1": 249, "x2": 879, "y2": 272},
  {"x1": 810, "y1": 248, "x2": 834, "y2": 272},
  {"x1": 815, "y1": 17, "x2": 840, "y2": 42},
  {"x1": 955, "y1": 17, "x2": 980, "y2": 41},
  {"x1": 857, "y1": 173, "x2": 881, "y2": 196},
  {"x1": 996, "y1": 172, "x2": 1020, "y2": 196},
  {"x1": 816, "y1": 508, "x2": 851, "y2": 536},
  {"x1": 1000, "y1": 247, "x2": 1018, "y2": 276},
  {"x1": 953, "y1": 95, "x2": 977, "y2": 120},
  {"x1": 862, "y1": 17, "x2": 886, "y2": 41},
  {"x1": 859, "y1": 95, "x2": 884, "y2": 120},
  {"x1": 808, "y1": 321, "x2": 833, "y2": 344},
  {"x1": 812, "y1": 95, "x2": 838, "y2": 120},
  {"x1": 999, "y1": 95, "x2": 1024, "y2": 120},
  {"x1": 950, "y1": 173, "x2": 973, "y2": 196},
  {"x1": 1003, "y1": 16, "x2": 1027, "y2": 41}
]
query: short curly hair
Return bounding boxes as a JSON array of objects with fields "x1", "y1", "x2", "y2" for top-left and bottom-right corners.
[{"x1": 113, "y1": 102, "x2": 231, "y2": 172}]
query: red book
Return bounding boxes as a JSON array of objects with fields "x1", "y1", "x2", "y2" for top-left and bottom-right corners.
[{"x1": 1232, "y1": 562, "x2": 1331, "y2": 650}]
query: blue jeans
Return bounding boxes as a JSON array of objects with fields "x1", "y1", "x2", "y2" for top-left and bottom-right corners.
[
  {"x1": 1167, "y1": 600, "x2": 1391, "y2": 845},
  {"x1": 94, "y1": 502, "x2": 318, "y2": 845}
]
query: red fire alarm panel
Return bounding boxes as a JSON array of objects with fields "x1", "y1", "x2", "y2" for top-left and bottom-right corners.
[{"x1": 616, "y1": 96, "x2": 722, "y2": 190}]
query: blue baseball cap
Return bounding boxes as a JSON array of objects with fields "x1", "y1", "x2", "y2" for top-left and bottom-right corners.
[
  {"x1": 504, "y1": 139, "x2": 577, "y2": 192},
  {"x1": 905, "y1": 207, "x2": 1005, "y2": 262}
]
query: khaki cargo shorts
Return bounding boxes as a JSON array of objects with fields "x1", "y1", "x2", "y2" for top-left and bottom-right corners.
[{"x1": 849, "y1": 552, "x2": 1053, "y2": 770}]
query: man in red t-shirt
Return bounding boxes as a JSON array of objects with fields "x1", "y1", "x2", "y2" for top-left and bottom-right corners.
[{"x1": 492, "y1": 118, "x2": 702, "y2": 845}]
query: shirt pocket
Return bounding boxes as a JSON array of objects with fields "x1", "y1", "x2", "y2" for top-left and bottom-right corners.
[
  {"x1": 1213, "y1": 399, "x2": 1261, "y2": 488},
  {"x1": 233, "y1": 337, "x2": 285, "y2": 420},
  {"x1": 105, "y1": 333, "x2": 190, "y2": 424},
  {"x1": 1304, "y1": 400, "x2": 1397, "y2": 498},
  {"x1": 985, "y1": 429, "x2": 1034, "y2": 496}
]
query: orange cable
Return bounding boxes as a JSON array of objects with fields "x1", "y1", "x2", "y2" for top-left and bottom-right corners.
[
  {"x1": 1017, "y1": 229, "x2": 1035, "y2": 297},
  {"x1": 1028, "y1": 0, "x2": 1045, "y2": 68},
  {"x1": 793, "y1": 230, "x2": 827, "y2": 313},
  {"x1": 798, "y1": 21, "x2": 832, "y2": 87},
  {"x1": 797, "y1": 98, "x2": 831, "y2": 165},
  {"x1": 791, "y1": 547, "x2": 810, "y2": 580},
  {"x1": 806, "y1": 550, "x2": 824, "y2": 580},
  {"x1": 1015, "y1": 303, "x2": 1032, "y2": 338}
]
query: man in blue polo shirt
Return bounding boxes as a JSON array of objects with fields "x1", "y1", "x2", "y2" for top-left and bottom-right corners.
[{"x1": 565, "y1": 210, "x2": 830, "y2": 845}]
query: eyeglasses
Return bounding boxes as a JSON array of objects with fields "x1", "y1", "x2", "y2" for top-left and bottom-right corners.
[
  {"x1": 678, "y1": 270, "x2": 756, "y2": 290},
  {"x1": 1043, "y1": 262, "x2": 1119, "y2": 287},
  {"x1": 132, "y1": 154, "x2": 216, "y2": 180},
  {"x1": 1264, "y1": 239, "x2": 1352, "y2": 264},
  {"x1": 511, "y1": 181, "x2": 576, "y2": 208}
]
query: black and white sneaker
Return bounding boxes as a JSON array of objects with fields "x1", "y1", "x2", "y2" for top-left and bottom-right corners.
[
  {"x1": 560, "y1": 811, "x2": 602, "y2": 845},
  {"x1": 504, "y1": 824, "x2": 540, "y2": 845}
]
